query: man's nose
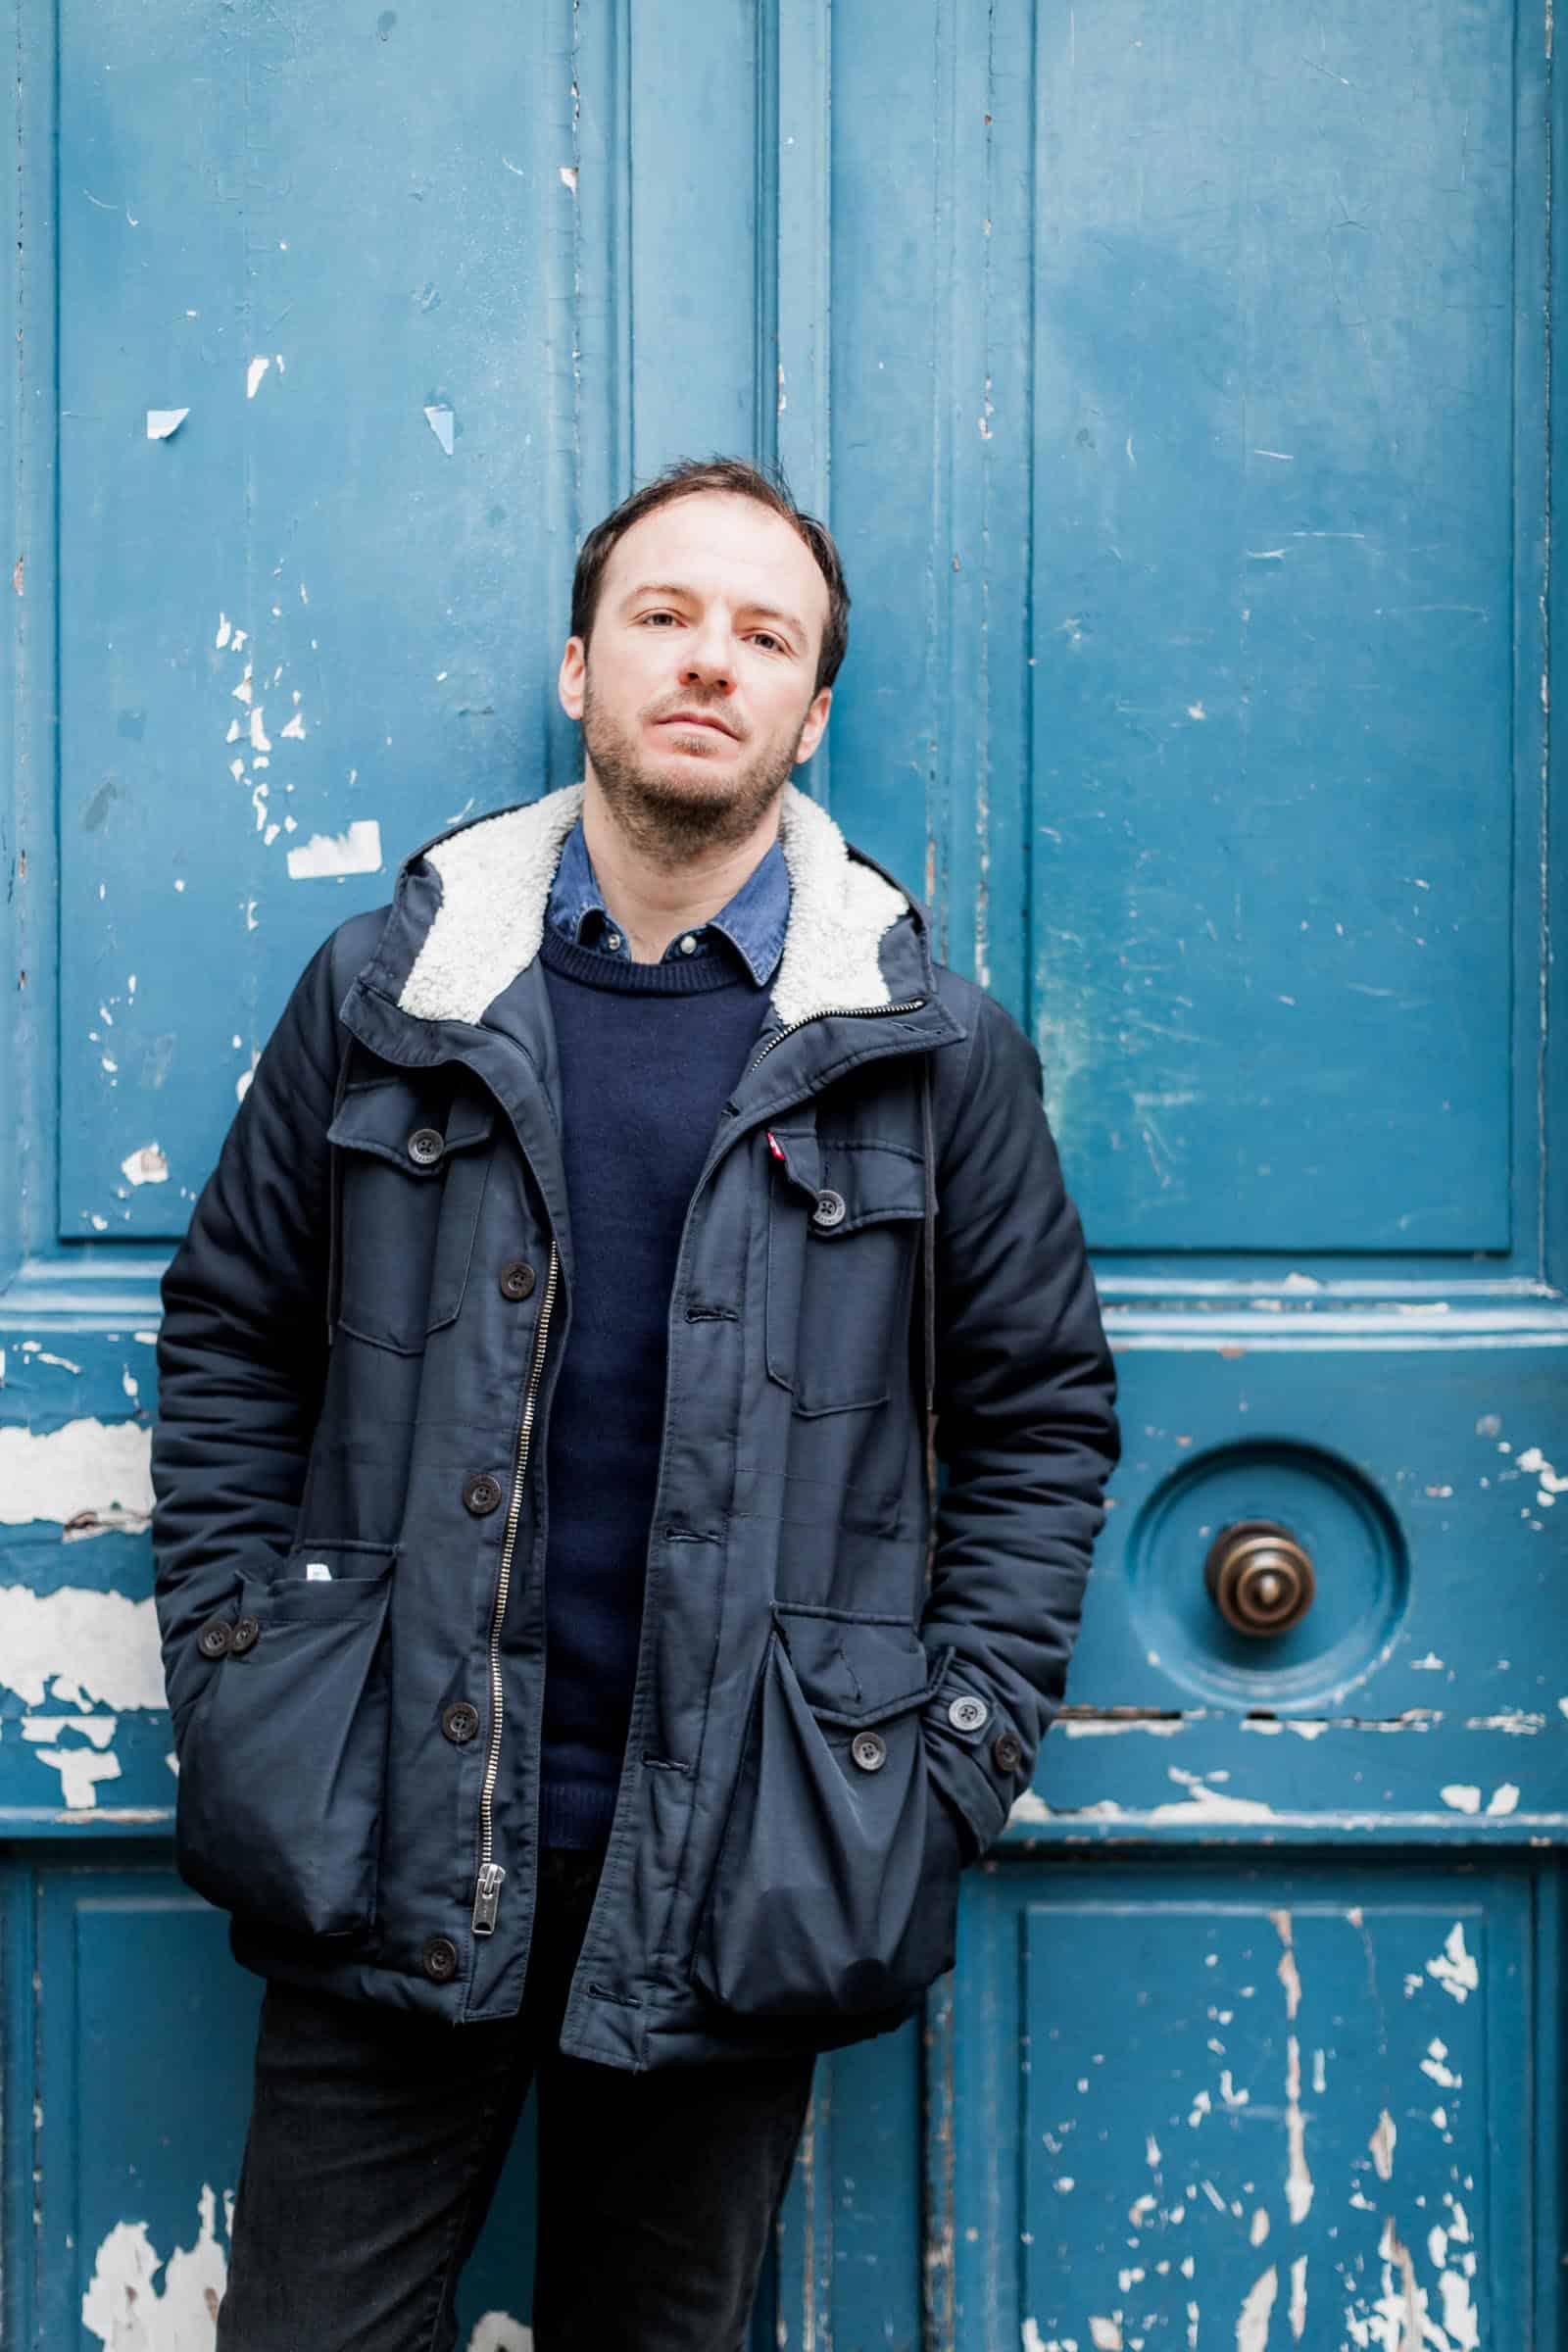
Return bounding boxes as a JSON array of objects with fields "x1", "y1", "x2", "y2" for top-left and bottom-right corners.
[{"x1": 679, "y1": 633, "x2": 736, "y2": 694}]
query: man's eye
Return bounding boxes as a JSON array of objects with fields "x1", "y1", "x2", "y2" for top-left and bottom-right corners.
[
  {"x1": 640, "y1": 611, "x2": 679, "y2": 627},
  {"x1": 752, "y1": 632, "x2": 785, "y2": 654}
]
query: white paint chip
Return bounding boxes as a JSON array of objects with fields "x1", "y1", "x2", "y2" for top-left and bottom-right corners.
[
  {"x1": 466, "y1": 2319, "x2": 533, "y2": 2352},
  {"x1": 424, "y1": 404, "x2": 456, "y2": 455},
  {"x1": 559, "y1": 164, "x2": 578, "y2": 193},
  {"x1": 1516, "y1": 1444, "x2": 1566, "y2": 1492},
  {"x1": 0, "y1": 1586, "x2": 164, "y2": 1709},
  {"x1": 1368, "y1": 2108, "x2": 1396, "y2": 2180},
  {"x1": 1284, "y1": 2035, "x2": 1313, "y2": 2223},
  {"x1": 1289, "y1": 2253, "x2": 1308, "y2": 2343},
  {"x1": 1271, "y1": 1910, "x2": 1300, "y2": 2020},
  {"x1": 1150, "y1": 1769, "x2": 1277, "y2": 1825},
  {"x1": 82, "y1": 2183, "x2": 231, "y2": 2349},
  {"x1": 1440, "y1": 1784, "x2": 1482, "y2": 1815},
  {"x1": 1236, "y1": 2265, "x2": 1278, "y2": 2352},
  {"x1": 146, "y1": 408, "x2": 189, "y2": 440},
  {"x1": 1487, "y1": 1782, "x2": 1520, "y2": 1815},
  {"x1": 286, "y1": 819, "x2": 383, "y2": 880},
  {"x1": 1427, "y1": 1922, "x2": 1480, "y2": 2004},
  {"x1": 246, "y1": 354, "x2": 271, "y2": 398},
  {"x1": 121, "y1": 1142, "x2": 169, "y2": 1187},
  {"x1": 24, "y1": 1729, "x2": 122, "y2": 1808},
  {"x1": 0, "y1": 1418, "x2": 154, "y2": 1532}
]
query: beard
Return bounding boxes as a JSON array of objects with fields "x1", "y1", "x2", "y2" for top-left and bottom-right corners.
[{"x1": 580, "y1": 670, "x2": 808, "y2": 865}]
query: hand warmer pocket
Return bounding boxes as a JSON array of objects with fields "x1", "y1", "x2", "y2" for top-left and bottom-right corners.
[
  {"x1": 692, "y1": 1606, "x2": 959, "y2": 2019},
  {"x1": 173, "y1": 1544, "x2": 396, "y2": 1940}
]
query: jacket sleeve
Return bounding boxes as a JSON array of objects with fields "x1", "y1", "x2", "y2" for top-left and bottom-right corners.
[
  {"x1": 919, "y1": 990, "x2": 1120, "y2": 1858},
  {"x1": 149, "y1": 928, "x2": 344, "y2": 1743}
]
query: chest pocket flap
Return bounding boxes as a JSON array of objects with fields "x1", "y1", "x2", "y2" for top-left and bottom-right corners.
[
  {"x1": 766, "y1": 1131, "x2": 927, "y2": 1414},
  {"x1": 328, "y1": 1076, "x2": 498, "y2": 1351}
]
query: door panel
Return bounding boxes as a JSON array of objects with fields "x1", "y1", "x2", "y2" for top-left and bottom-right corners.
[
  {"x1": 51, "y1": 0, "x2": 573, "y2": 1244},
  {"x1": 953, "y1": 1861, "x2": 1541, "y2": 2352},
  {"x1": 1030, "y1": 3, "x2": 1523, "y2": 1255}
]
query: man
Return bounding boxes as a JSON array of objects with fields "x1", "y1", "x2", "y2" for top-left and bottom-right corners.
[{"x1": 151, "y1": 456, "x2": 1120, "y2": 2351}]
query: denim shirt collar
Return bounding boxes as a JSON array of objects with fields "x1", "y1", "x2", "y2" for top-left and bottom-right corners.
[{"x1": 544, "y1": 815, "x2": 790, "y2": 988}]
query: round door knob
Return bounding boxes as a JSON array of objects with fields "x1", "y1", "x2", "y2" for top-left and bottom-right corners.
[{"x1": 1204, "y1": 1520, "x2": 1315, "y2": 1637}]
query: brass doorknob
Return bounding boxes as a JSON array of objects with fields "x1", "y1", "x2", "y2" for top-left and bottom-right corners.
[{"x1": 1204, "y1": 1520, "x2": 1315, "y2": 1637}]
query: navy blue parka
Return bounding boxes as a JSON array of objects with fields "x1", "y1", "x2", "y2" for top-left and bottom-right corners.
[{"x1": 150, "y1": 782, "x2": 1120, "y2": 2070}]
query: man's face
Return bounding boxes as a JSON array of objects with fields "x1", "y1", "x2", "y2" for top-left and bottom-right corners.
[{"x1": 558, "y1": 491, "x2": 833, "y2": 850}]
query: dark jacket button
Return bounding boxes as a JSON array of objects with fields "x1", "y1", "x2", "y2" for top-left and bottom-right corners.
[
  {"x1": 408, "y1": 1126, "x2": 445, "y2": 1167},
  {"x1": 421, "y1": 1936, "x2": 460, "y2": 1984},
  {"x1": 196, "y1": 1617, "x2": 233, "y2": 1659},
  {"x1": 463, "y1": 1472, "x2": 504, "y2": 1516},
  {"x1": 992, "y1": 1732, "x2": 1024, "y2": 1775},
  {"x1": 850, "y1": 1730, "x2": 888, "y2": 1772},
  {"x1": 499, "y1": 1259, "x2": 536, "y2": 1300},
  {"x1": 811, "y1": 1189, "x2": 847, "y2": 1230},
  {"x1": 441, "y1": 1701, "x2": 480, "y2": 1745},
  {"x1": 229, "y1": 1616, "x2": 262, "y2": 1656}
]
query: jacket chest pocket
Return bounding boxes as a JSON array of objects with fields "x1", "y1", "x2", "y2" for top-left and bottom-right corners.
[
  {"x1": 327, "y1": 1077, "x2": 498, "y2": 1353},
  {"x1": 765, "y1": 1130, "x2": 927, "y2": 1415}
]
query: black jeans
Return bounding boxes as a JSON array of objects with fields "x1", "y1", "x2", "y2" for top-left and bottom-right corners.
[{"x1": 216, "y1": 1849, "x2": 816, "y2": 2352}]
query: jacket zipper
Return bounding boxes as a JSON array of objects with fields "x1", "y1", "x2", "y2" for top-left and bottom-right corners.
[
  {"x1": 471, "y1": 1236, "x2": 561, "y2": 1936},
  {"x1": 747, "y1": 999, "x2": 926, "y2": 1076},
  {"x1": 470, "y1": 1000, "x2": 924, "y2": 1936}
]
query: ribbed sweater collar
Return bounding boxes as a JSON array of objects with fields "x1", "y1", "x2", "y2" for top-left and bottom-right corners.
[{"x1": 537, "y1": 924, "x2": 754, "y2": 997}]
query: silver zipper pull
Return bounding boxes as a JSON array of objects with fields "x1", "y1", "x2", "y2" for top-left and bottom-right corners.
[{"x1": 471, "y1": 1862, "x2": 506, "y2": 1936}]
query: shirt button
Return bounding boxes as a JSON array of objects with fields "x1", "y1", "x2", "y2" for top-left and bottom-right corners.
[
  {"x1": 811, "y1": 1190, "x2": 848, "y2": 1231},
  {"x1": 441, "y1": 1701, "x2": 480, "y2": 1745},
  {"x1": 421, "y1": 1936, "x2": 460, "y2": 1984},
  {"x1": 407, "y1": 1127, "x2": 444, "y2": 1167},
  {"x1": 850, "y1": 1730, "x2": 888, "y2": 1773},
  {"x1": 678, "y1": 933, "x2": 698, "y2": 955},
  {"x1": 948, "y1": 1694, "x2": 989, "y2": 1733},
  {"x1": 463, "y1": 1472, "x2": 504, "y2": 1516},
  {"x1": 499, "y1": 1260, "x2": 536, "y2": 1301},
  {"x1": 197, "y1": 1617, "x2": 233, "y2": 1659},
  {"x1": 605, "y1": 930, "x2": 623, "y2": 952},
  {"x1": 229, "y1": 1617, "x2": 262, "y2": 1657}
]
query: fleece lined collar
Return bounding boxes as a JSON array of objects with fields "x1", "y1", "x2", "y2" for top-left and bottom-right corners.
[{"x1": 394, "y1": 782, "x2": 916, "y2": 1031}]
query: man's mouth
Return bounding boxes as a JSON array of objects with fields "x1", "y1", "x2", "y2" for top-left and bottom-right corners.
[{"x1": 656, "y1": 711, "x2": 737, "y2": 739}]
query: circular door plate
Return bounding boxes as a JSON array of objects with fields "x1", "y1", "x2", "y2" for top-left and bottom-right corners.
[{"x1": 1126, "y1": 1439, "x2": 1407, "y2": 1711}]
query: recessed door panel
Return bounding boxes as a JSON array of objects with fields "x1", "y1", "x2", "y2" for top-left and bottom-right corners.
[
  {"x1": 952, "y1": 1861, "x2": 1537, "y2": 2352},
  {"x1": 1027, "y1": 0, "x2": 1521, "y2": 1254}
]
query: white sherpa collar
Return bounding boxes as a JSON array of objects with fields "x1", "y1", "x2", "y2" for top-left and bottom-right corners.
[{"x1": 396, "y1": 781, "x2": 909, "y2": 1030}]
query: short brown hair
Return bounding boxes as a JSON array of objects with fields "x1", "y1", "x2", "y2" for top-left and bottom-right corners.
[{"x1": 570, "y1": 457, "x2": 851, "y2": 694}]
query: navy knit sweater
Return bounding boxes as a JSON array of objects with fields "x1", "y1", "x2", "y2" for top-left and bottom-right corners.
[{"x1": 537, "y1": 926, "x2": 771, "y2": 1848}]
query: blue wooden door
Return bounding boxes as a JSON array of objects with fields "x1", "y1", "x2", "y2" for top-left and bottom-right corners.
[{"x1": 3, "y1": 2, "x2": 1563, "y2": 2347}]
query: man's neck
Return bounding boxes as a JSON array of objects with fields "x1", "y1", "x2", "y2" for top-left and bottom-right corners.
[{"x1": 579, "y1": 779, "x2": 783, "y2": 965}]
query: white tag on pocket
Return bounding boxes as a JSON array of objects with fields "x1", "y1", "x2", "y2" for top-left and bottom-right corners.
[{"x1": 305, "y1": 1561, "x2": 333, "y2": 1582}]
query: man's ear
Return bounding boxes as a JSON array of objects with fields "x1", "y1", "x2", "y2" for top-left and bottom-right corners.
[
  {"x1": 559, "y1": 636, "x2": 586, "y2": 721},
  {"x1": 793, "y1": 686, "x2": 833, "y2": 765}
]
